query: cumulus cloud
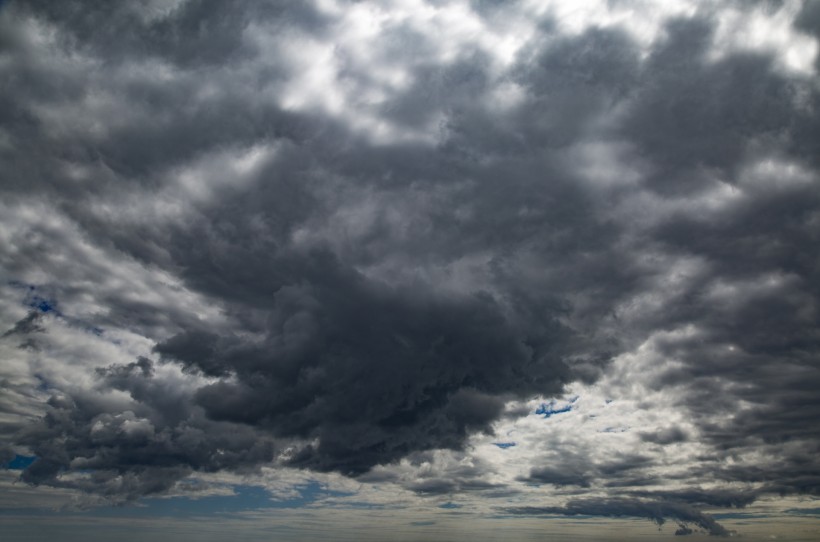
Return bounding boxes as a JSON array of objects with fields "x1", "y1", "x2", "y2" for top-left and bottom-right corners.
[{"x1": 1, "y1": 0, "x2": 819, "y2": 535}]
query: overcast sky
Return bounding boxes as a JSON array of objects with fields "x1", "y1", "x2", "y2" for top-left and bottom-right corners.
[{"x1": 1, "y1": 0, "x2": 820, "y2": 540}]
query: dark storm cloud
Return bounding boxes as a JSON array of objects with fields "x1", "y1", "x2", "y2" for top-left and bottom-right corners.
[
  {"x1": 1, "y1": 0, "x2": 819, "y2": 525},
  {"x1": 522, "y1": 453, "x2": 656, "y2": 489},
  {"x1": 507, "y1": 498, "x2": 731, "y2": 536},
  {"x1": 159, "y1": 259, "x2": 571, "y2": 474},
  {"x1": 129, "y1": 19, "x2": 648, "y2": 472},
  {"x1": 17, "y1": 358, "x2": 276, "y2": 500},
  {"x1": 524, "y1": 466, "x2": 592, "y2": 488},
  {"x1": 629, "y1": 488, "x2": 759, "y2": 509},
  {"x1": 639, "y1": 426, "x2": 689, "y2": 445}
]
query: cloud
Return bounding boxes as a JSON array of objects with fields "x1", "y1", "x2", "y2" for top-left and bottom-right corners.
[
  {"x1": 639, "y1": 426, "x2": 689, "y2": 445},
  {"x1": 507, "y1": 497, "x2": 732, "y2": 536},
  {"x1": 0, "y1": 2, "x2": 818, "y2": 536}
]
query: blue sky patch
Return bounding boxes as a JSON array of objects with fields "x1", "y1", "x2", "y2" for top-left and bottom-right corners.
[
  {"x1": 3, "y1": 455, "x2": 36, "y2": 470},
  {"x1": 10, "y1": 282, "x2": 61, "y2": 316},
  {"x1": 32, "y1": 298, "x2": 55, "y2": 313},
  {"x1": 0, "y1": 481, "x2": 357, "y2": 518},
  {"x1": 535, "y1": 399, "x2": 575, "y2": 418},
  {"x1": 493, "y1": 442, "x2": 516, "y2": 449}
]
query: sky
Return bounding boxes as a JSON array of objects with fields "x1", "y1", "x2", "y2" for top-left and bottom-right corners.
[{"x1": 1, "y1": 0, "x2": 820, "y2": 540}]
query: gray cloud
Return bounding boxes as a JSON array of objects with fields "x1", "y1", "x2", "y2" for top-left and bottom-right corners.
[
  {"x1": 16, "y1": 359, "x2": 277, "y2": 501},
  {"x1": 507, "y1": 497, "x2": 732, "y2": 536},
  {"x1": 639, "y1": 426, "x2": 689, "y2": 445},
  {"x1": 2, "y1": 311, "x2": 46, "y2": 338},
  {"x1": 1, "y1": 1, "x2": 818, "y2": 533}
]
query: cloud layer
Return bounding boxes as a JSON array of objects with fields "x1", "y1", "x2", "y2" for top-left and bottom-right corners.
[{"x1": 1, "y1": 0, "x2": 819, "y2": 536}]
